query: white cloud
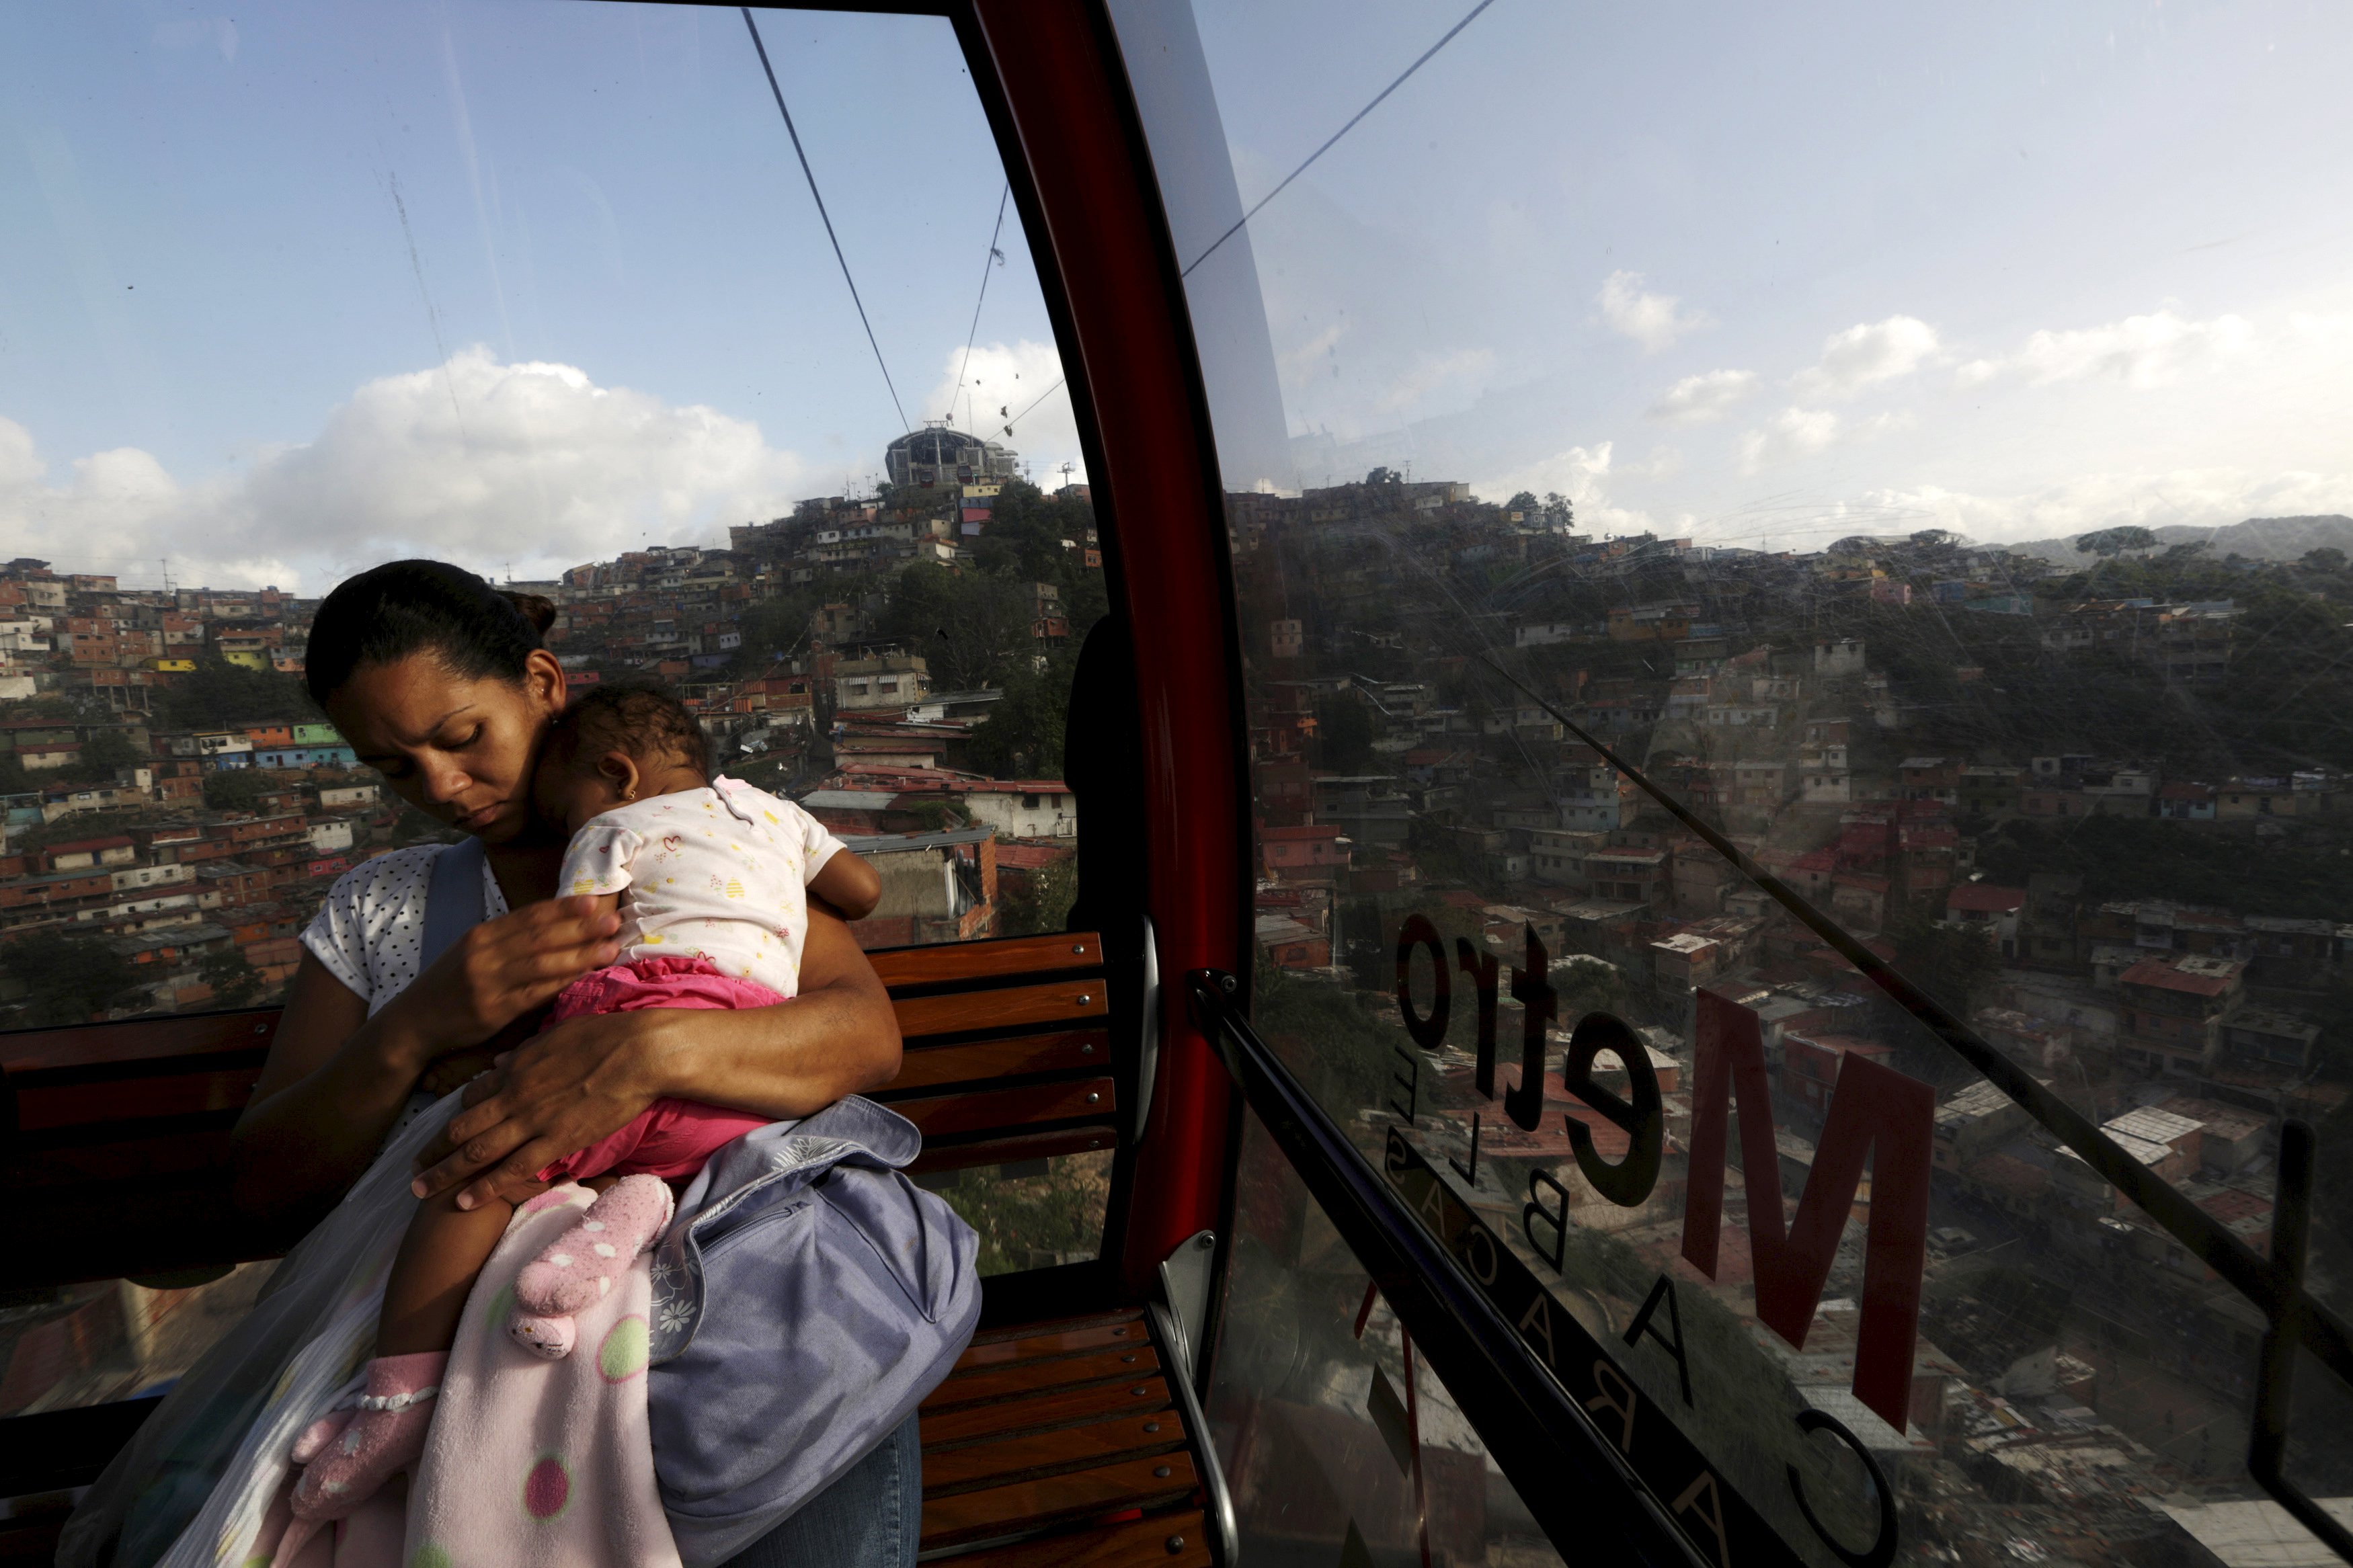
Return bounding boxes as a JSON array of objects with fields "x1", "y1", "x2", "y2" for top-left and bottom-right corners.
[
  {"x1": 1277, "y1": 322, "x2": 1347, "y2": 389},
  {"x1": 1375, "y1": 347, "x2": 1497, "y2": 415},
  {"x1": 922, "y1": 337, "x2": 1086, "y2": 487},
  {"x1": 0, "y1": 347, "x2": 818, "y2": 590},
  {"x1": 1647, "y1": 368, "x2": 1758, "y2": 425},
  {"x1": 1960, "y1": 307, "x2": 2254, "y2": 389},
  {"x1": 1597, "y1": 271, "x2": 1711, "y2": 352},
  {"x1": 1737, "y1": 406, "x2": 1911, "y2": 471},
  {"x1": 1792, "y1": 316, "x2": 1940, "y2": 399},
  {"x1": 1474, "y1": 440, "x2": 1692, "y2": 538},
  {"x1": 1739, "y1": 407, "x2": 1841, "y2": 469},
  {"x1": 1863, "y1": 466, "x2": 2353, "y2": 544}
]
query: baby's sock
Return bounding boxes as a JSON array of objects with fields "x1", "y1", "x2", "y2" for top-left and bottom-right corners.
[
  {"x1": 508, "y1": 1175, "x2": 673, "y2": 1359},
  {"x1": 275, "y1": 1351, "x2": 446, "y2": 1563}
]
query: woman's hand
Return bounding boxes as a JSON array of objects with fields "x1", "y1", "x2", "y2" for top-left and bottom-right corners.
[
  {"x1": 408, "y1": 911, "x2": 899, "y2": 1210},
  {"x1": 385, "y1": 895, "x2": 622, "y2": 1073},
  {"x1": 410, "y1": 1007, "x2": 671, "y2": 1210}
]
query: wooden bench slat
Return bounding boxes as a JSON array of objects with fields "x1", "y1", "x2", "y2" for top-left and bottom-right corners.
[
  {"x1": 953, "y1": 1317, "x2": 1144, "y2": 1372},
  {"x1": 15, "y1": 1068, "x2": 266, "y2": 1133},
  {"x1": 893, "y1": 1079, "x2": 1115, "y2": 1141},
  {"x1": 869, "y1": 933, "x2": 1101, "y2": 991},
  {"x1": 925, "y1": 1344, "x2": 1163, "y2": 1413},
  {"x1": 883, "y1": 1030, "x2": 1110, "y2": 1094},
  {"x1": 920, "y1": 1376, "x2": 1174, "y2": 1450},
  {"x1": 1, "y1": 1128, "x2": 239, "y2": 1185},
  {"x1": 0, "y1": 1009, "x2": 279, "y2": 1075},
  {"x1": 932, "y1": 1512, "x2": 1215, "y2": 1568},
  {"x1": 919, "y1": 1451, "x2": 1199, "y2": 1549},
  {"x1": 908, "y1": 1127, "x2": 1117, "y2": 1178},
  {"x1": 921, "y1": 1411, "x2": 1188, "y2": 1496},
  {"x1": 896, "y1": 980, "x2": 1109, "y2": 1043}
]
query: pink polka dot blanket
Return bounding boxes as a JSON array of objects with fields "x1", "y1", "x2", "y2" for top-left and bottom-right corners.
[{"x1": 249, "y1": 1182, "x2": 680, "y2": 1568}]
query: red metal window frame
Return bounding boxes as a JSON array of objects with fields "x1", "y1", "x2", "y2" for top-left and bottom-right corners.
[{"x1": 957, "y1": 0, "x2": 1250, "y2": 1296}]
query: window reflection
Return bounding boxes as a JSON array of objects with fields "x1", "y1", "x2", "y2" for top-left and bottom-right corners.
[{"x1": 1126, "y1": 0, "x2": 2353, "y2": 1559}]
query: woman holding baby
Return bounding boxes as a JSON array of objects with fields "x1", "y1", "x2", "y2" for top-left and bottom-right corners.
[{"x1": 63, "y1": 561, "x2": 923, "y2": 1567}]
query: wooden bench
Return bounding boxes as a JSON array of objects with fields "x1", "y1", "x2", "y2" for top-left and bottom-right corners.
[{"x1": 0, "y1": 931, "x2": 1226, "y2": 1565}]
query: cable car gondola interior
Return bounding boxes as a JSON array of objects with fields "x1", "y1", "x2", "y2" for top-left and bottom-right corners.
[{"x1": 4, "y1": 1, "x2": 2353, "y2": 1564}]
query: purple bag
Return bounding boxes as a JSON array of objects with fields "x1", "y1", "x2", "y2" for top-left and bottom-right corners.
[{"x1": 645, "y1": 1105, "x2": 980, "y2": 1564}]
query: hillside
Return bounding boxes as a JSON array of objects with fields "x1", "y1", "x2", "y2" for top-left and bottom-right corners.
[{"x1": 2005, "y1": 513, "x2": 2353, "y2": 565}]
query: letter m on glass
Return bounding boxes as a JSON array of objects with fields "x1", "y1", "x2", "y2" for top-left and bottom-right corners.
[{"x1": 1680, "y1": 991, "x2": 1933, "y2": 1430}]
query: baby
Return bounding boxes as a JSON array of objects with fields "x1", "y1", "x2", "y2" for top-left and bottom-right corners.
[{"x1": 279, "y1": 685, "x2": 880, "y2": 1545}]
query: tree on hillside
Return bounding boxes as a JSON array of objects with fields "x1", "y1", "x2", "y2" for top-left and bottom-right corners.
[
  {"x1": 204, "y1": 768, "x2": 284, "y2": 811},
  {"x1": 733, "y1": 589, "x2": 821, "y2": 666},
  {"x1": 1888, "y1": 906, "x2": 2000, "y2": 1026},
  {"x1": 1, "y1": 930, "x2": 142, "y2": 1026},
  {"x1": 158, "y1": 657, "x2": 311, "y2": 729},
  {"x1": 64, "y1": 728, "x2": 141, "y2": 785},
  {"x1": 964, "y1": 654, "x2": 1074, "y2": 778},
  {"x1": 2075, "y1": 526, "x2": 2157, "y2": 559},
  {"x1": 199, "y1": 945, "x2": 265, "y2": 1007},
  {"x1": 1507, "y1": 490, "x2": 1540, "y2": 515},
  {"x1": 882, "y1": 564, "x2": 1039, "y2": 692},
  {"x1": 1315, "y1": 696, "x2": 1374, "y2": 773},
  {"x1": 998, "y1": 856, "x2": 1077, "y2": 938},
  {"x1": 2303, "y1": 547, "x2": 2348, "y2": 573}
]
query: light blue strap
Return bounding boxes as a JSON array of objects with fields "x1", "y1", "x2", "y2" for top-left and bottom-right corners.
[{"x1": 420, "y1": 836, "x2": 490, "y2": 970}]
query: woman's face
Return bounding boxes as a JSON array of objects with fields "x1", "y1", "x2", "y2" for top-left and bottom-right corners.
[{"x1": 327, "y1": 649, "x2": 567, "y2": 845}]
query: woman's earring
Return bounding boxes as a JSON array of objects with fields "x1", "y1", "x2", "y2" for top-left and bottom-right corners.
[{"x1": 621, "y1": 785, "x2": 637, "y2": 801}]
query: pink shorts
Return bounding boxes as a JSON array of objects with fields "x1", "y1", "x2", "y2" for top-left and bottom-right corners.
[{"x1": 532, "y1": 956, "x2": 782, "y2": 1185}]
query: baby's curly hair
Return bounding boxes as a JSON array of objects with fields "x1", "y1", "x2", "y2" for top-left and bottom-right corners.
[{"x1": 549, "y1": 684, "x2": 710, "y2": 778}]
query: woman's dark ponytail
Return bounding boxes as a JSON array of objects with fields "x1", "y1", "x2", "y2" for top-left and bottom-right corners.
[
  {"x1": 305, "y1": 561, "x2": 550, "y2": 705},
  {"x1": 499, "y1": 591, "x2": 557, "y2": 636}
]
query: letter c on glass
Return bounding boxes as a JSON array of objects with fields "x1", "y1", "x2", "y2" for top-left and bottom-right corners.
[{"x1": 1786, "y1": 1407, "x2": 1897, "y2": 1568}]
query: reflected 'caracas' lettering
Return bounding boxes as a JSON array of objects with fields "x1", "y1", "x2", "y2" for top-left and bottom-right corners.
[
  {"x1": 1400, "y1": 919, "x2": 1933, "y2": 1419},
  {"x1": 1386, "y1": 1126, "x2": 1899, "y2": 1568}
]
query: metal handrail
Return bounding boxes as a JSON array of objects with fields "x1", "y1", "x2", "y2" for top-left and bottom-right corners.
[{"x1": 1185, "y1": 969, "x2": 1716, "y2": 1568}]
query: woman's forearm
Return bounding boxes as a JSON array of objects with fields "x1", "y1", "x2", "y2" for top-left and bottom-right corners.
[
  {"x1": 231, "y1": 1000, "x2": 437, "y2": 1221},
  {"x1": 635, "y1": 976, "x2": 902, "y2": 1121}
]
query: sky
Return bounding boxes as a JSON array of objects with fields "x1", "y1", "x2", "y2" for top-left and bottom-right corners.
[
  {"x1": 0, "y1": 1, "x2": 1082, "y2": 591},
  {"x1": 1181, "y1": 0, "x2": 2353, "y2": 551},
  {"x1": 4, "y1": 3, "x2": 2350, "y2": 593}
]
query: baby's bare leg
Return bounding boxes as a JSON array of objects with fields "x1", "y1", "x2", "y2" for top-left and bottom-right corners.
[{"x1": 378, "y1": 1185, "x2": 536, "y2": 1355}]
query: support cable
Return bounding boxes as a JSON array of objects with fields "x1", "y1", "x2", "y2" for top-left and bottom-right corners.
[
  {"x1": 951, "y1": 183, "x2": 1012, "y2": 425},
  {"x1": 1181, "y1": 0, "x2": 1500, "y2": 278},
  {"x1": 740, "y1": 7, "x2": 909, "y2": 431}
]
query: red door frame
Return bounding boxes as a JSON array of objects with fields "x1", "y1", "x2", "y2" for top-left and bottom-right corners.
[{"x1": 957, "y1": 0, "x2": 1250, "y2": 1297}]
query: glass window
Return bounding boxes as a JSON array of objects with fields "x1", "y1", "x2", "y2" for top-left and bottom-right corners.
[
  {"x1": 1121, "y1": 1, "x2": 2353, "y2": 1561},
  {"x1": 0, "y1": 0, "x2": 1103, "y2": 1042},
  {"x1": 0, "y1": 0, "x2": 1115, "y2": 1417}
]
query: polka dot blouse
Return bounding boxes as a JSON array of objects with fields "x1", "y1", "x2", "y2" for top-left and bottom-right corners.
[{"x1": 301, "y1": 841, "x2": 508, "y2": 1016}]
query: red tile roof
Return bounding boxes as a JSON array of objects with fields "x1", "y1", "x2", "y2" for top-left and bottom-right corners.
[
  {"x1": 1946, "y1": 884, "x2": 2027, "y2": 914},
  {"x1": 2119, "y1": 956, "x2": 2242, "y2": 996}
]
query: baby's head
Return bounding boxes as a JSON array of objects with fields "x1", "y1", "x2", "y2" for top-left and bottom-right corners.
[{"x1": 535, "y1": 684, "x2": 712, "y2": 833}]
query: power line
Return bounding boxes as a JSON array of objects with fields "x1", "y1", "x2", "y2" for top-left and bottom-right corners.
[
  {"x1": 739, "y1": 7, "x2": 908, "y2": 432},
  {"x1": 951, "y1": 183, "x2": 1011, "y2": 426},
  {"x1": 1001, "y1": 376, "x2": 1066, "y2": 436},
  {"x1": 1181, "y1": 0, "x2": 1500, "y2": 278}
]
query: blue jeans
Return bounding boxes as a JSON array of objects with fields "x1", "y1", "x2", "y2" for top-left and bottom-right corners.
[{"x1": 718, "y1": 1410, "x2": 921, "y2": 1567}]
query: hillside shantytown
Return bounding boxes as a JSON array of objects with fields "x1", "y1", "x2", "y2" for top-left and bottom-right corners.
[
  {"x1": 0, "y1": 427, "x2": 1101, "y2": 1027},
  {"x1": 9, "y1": 447, "x2": 2353, "y2": 1559}
]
